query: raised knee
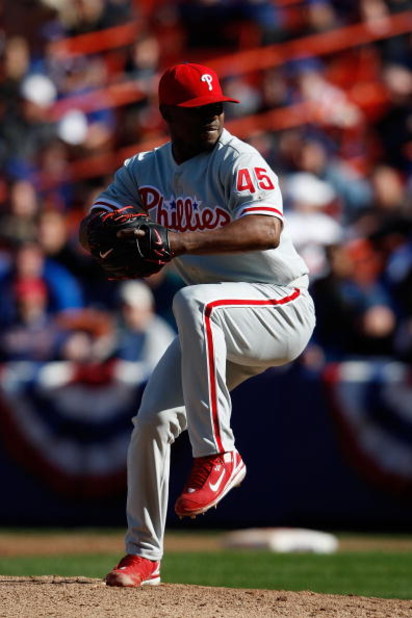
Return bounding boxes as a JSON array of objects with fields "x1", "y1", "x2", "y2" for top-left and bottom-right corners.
[
  {"x1": 172, "y1": 285, "x2": 208, "y2": 323},
  {"x1": 172, "y1": 287, "x2": 193, "y2": 319}
]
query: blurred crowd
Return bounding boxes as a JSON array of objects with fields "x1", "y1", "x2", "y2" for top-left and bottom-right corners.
[{"x1": 0, "y1": 0, "x2": 411, "y2": 370}]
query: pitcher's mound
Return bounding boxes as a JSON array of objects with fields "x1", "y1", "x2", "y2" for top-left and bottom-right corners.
[{"x1": 1, "y1": 577, "x2": 411, "y2": 618}]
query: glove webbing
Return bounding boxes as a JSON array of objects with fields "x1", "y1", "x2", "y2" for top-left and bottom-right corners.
[{"x1": 101, "y1": 206, "x2": 147, "y2": 225}]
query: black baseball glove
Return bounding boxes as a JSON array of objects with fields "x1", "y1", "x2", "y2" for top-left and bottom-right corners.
[{"x1": 81, "y1": 205, "x2": 174, "y2": 279}]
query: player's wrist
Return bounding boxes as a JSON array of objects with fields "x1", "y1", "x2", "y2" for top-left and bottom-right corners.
[{"x1": 168, "y1": 231, "x2": 190, "y2": 256}]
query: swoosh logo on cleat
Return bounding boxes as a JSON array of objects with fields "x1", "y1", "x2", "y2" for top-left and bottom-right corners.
[
  {"x1": 209, "y1": 470, "x2": 226, "y2": 492},
  {"x1": 99, "y1": 248, "x2": 114, "y2": 259}
]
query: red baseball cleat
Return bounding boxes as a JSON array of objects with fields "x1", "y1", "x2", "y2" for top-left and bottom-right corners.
[
  {"x1": 175, "y1": 450, "x2": 246, "y2": 518},
  {"x1": 105, "y1": 555, "x2": 161, "y2": 587}
]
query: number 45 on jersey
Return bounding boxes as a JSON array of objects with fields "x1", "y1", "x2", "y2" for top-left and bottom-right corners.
[{"x1": 236, "y1": 167, "x2": 276, "y2": 193}]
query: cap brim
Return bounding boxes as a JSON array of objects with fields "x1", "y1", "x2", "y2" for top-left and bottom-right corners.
[{"x1": 177, "y1": 95, "x2": 240, "y2": 107}]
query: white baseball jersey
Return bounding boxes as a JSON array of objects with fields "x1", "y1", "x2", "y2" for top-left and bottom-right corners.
[{"x1": 93, "y1": 128, "x2": 309, "y2": 286}]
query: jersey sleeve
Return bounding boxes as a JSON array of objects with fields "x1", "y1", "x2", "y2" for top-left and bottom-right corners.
[
  {"x1": 225, "y1": 149, "x2": 284, "y2": 223},
  {"x1": 91, "y1": 158, "x2": 141, "y2": 211}
]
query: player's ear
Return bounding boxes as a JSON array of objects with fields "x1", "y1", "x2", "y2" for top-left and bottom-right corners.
[{"x1": 159, "y1": 104, "x2": 172, "y2": 122}]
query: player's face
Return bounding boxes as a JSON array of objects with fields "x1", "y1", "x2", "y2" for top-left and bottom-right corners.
[{"x1": 163, "y1": 102, "x2": 224, "y2": 163}]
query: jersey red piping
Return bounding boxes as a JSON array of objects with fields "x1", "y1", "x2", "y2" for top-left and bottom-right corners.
[
  {"x1": 203, "y1": 287, "x2": 301, "y2": 452},
  {"x1": 241, "y1": 206, "x2": 283, "y2": 217}
]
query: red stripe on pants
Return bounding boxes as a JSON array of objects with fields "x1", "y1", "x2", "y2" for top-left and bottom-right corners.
[{"x1": 203, "y1": 287, "x2": 301, "y2": 452}]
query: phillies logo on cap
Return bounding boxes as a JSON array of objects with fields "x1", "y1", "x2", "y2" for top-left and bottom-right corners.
[
  {"x1": 158, "y1": 62, "x2": 239, "y2": 108},
  {"x1": 201, "y1": 74, "x2": 213, "y2": 91}
]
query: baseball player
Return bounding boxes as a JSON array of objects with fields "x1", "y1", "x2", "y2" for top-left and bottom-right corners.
[{"x1": 79, "y1": 62, "x2": 316, "y2": 587}]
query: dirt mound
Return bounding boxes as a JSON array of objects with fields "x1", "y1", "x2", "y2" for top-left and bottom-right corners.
[
  {"x1": 1, "y1": 577, "x2": 411, "y2": 618},
  {"x1": 2, "y1": 534, "x2": 412, "y2": 617}
]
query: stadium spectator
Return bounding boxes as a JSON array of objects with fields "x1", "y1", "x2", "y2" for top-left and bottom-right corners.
[
  {"x1": 54, "y1": 55, "x2": 116, "y2": 156},
  {"x1": 114, "y1": 280, "x2": 175, "y2": 374},
  {"x1": 0, "y1": 240, "x2": 84, "y2": 328},
  {"x1": 305, "y1": 0, "x2": 342, "y2": 34},
  {"x1": 283, "y1": 172, "x2": 344, "y2": 279},
  {"x1": 353, "y1": 164, "x2": 410, "y2": 237},
  {"x1": 0, "y1": 179, "x2": 40, "y2": 249},
  {"x1": 0, "y1": 36, "x2": 31, "y2": 123},
  {"x1": 373, "y1": 63, "x2": 412, "y2": 173},
  {"x1": 123, "y1": 32, "x2": 161, "y2": 83},
  {"x1": 0, "y1": 72, "x2": 58, "y2": 180},
  {"x1": 0, "y1": 277, "x2": 64, "y2": 362},
  {"x1": 49, "y1": 0, "x2": 132, "y2": 37},
  {"x1": 291, "y1": 57, "x2": 364, "y2": 131},
  {"x1": 36, "y1": 207, "x2": 114, "y2": 307},
  {"x1": 291, "y1": 136, "x2": 373, "y2": 225},
  {"x1": 311, "y1": 239, "x2": 398, "y2": 359},
  {"x1": 55, "y1": 307, "x2": 116, "y2": 364}
]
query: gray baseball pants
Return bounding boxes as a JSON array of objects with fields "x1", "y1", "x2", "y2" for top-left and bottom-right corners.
[{"x1": 124, "y1": 280, "x2": 316, "y2": 560}]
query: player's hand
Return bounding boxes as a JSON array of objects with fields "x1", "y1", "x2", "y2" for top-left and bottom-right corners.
[{"x1": 80, "y1": 206, "x2": 174, "y2": 279}]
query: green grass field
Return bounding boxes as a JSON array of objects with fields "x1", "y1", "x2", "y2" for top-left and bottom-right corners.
[{"x1": 1, "y1": 542, "x2": 411, "y2": 599}]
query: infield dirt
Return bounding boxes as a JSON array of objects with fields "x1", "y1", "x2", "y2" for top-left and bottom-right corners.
[{"x1": 1, "y1": 532, "x2": 411, "y2": 618}]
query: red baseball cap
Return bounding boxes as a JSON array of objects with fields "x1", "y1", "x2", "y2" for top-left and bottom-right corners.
[{"x1": 158, "y1": 63, "x2": 239, "y2": 108}]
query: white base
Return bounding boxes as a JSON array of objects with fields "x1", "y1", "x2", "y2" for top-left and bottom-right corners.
[{"x1": 221, "y1": 527, "x2": 339, "y2": 554}]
